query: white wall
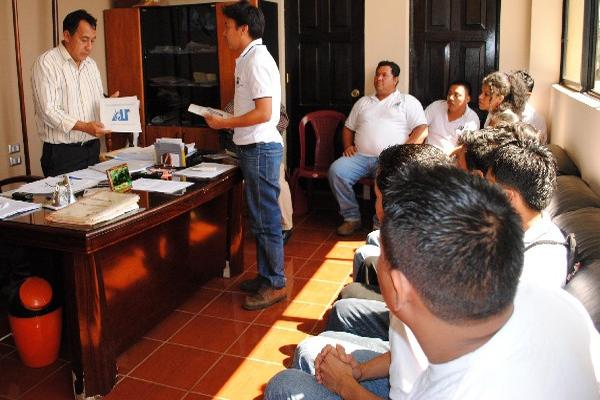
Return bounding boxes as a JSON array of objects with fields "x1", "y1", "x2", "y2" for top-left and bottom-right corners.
[
  {"x1": 364, "y1": 0, "x2": 409, "y2": 93},
  {"x1": 550, "y1": 86, "x2": 600, "y2": 196},
  {"x1": 498, "y1": 0, "x2": 532, "y2": 72},
  {"x1": 528, "y1": 0, "x2": 563, "y2": 132},
  {"x1": 0, "y1": 1, "x2": 26, "y2": 177}
]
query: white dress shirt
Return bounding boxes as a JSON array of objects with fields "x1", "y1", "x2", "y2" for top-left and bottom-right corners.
[{"x1": 31, "y1": 43, "x2": 105, "y2": 144}]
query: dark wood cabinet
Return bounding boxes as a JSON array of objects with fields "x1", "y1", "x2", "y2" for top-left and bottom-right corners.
[{"x1": 104, "y1": 2, "x2": 256, "y2": 150}]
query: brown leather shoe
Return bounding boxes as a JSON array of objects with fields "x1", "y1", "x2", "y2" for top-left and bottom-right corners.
[
  {"x1": 243, "y1": 284, "x2": 287, "y2": 310},
  {"x1": 336, "y1": 220, "x2": 361, "y2": 236}
]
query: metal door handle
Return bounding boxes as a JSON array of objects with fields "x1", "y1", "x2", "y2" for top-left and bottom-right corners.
[{"x1": 351, "y1": 89, "x2": 360, "y2": 98}]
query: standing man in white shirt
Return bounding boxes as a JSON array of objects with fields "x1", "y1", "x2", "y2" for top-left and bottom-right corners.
[
  {"x1": 425, "y1": 80, "x2": 480, "y2": 154},
  {"x1": 32, "y1": 9, "x2": 113, "y2": 177},
  {"x1": 514, "y1": 70, "x2": 548, "y2": 143},
  {"x1": 205, "y1": 1, "x2": 285, "y2": 310},
  {"x1": 329, "y1": 61, "x2": 428, "y2": 236}
]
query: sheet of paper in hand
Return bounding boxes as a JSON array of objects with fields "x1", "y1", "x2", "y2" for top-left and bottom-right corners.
[
  {"x1": 100, "y1": 96, "x2": 142, "y2": 132},
  {"x1": 188, "y1": 104, "x2": 233, "y2": 119}
]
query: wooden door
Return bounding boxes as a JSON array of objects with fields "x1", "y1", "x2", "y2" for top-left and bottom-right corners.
[
  {"x1": 410, "y1": 0, "x2": 499, "y2": 122},
  {"x1": 285, "y1": 0, "x2": 365, "y2": 170}
]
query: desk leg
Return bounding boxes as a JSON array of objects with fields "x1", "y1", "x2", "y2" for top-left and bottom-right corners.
[
  {"x1": 63, "y1": 253, "x2": 117, "y2": 398},
  {"x1": 228, "y1": 179, "x2": 244, "y2": 276}
]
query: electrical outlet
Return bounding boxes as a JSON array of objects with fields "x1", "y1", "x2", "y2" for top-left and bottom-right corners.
[
  {"x1": 8, "y1": 144, "x2": 20, "y2": 154},
  {"x1": 9, "y1": 156, "x2": 21, "y2": 166}
]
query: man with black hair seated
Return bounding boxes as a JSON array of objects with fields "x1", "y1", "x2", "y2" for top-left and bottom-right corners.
[
  {"x1": 318, "y1": 124, "x2": 568, "y2": 343},
  {"x1": 266, "y1": 165, "x2": 599, "y2": 400}
]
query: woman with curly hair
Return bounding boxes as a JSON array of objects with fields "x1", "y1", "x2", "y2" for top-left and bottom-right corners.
[{"x1": 479, "y1": 71, "x2": 529, "y2": 127}]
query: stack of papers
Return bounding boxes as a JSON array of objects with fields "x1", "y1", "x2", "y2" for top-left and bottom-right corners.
[
  {"x1": 173, "y1": 162, "x2": 235, "y2": 179},
  {"x1": 105, "y1": 145, "x2": 156, "y2": 162},
  {"x1": 155, "y1": 138, "x2": 187, "y2": 167},
  {"x1": 132, "y1": 178, "x2": 194, "y2": 194},
  {"x1": 45, "y1": 190, "x2": 140, "y2": 227},
  {"x1": 0, "y1": 197, "x2": 41, "y2": 219},
  {"x1": 90, "y1": 159, "x2": 153, "y2": 174},
  {"x1": 17, "y1": 176, "x2": 99, "y2": 195}
]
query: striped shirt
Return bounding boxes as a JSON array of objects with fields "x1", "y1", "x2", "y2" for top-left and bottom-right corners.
[{"x1": 31, "y1": 43, "x2": 105, "y2": 144}]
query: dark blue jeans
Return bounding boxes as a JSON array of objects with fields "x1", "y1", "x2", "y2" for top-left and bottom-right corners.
[{"x1": 237, "y1": 142, "x2": 285, "y2": 288}]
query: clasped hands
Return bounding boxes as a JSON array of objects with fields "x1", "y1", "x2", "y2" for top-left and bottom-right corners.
[{"x1": 314, "y1": 344, "x2": 361, "y2": 395}]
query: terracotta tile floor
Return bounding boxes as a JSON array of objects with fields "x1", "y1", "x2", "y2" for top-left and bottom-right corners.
[{"x1": 0, "y1": 210, "x2": 372, "y2": 400}]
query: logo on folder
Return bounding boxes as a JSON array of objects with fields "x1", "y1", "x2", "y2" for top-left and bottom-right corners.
[{"x1": 112, "y1": 109, "x2": 130, "y2": 122}]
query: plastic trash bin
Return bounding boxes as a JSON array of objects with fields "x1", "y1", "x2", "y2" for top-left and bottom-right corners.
[{"x1": 8, "y1": 277, "x2": 62, "y2": 368}]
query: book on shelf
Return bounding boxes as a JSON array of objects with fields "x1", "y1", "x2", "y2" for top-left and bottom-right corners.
[{"x1": 45, "y1": 190, "x2": 140, "y2": 227}]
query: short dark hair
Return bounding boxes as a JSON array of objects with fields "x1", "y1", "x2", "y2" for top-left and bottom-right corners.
[
  {"x1": 489, "y1": 123, "x2": 556, "y2": 211},
  {"x1": 448, "y1": 79, "x2": 472, "y2": 97},
  {"x1": 514, "y1": 70, "x2": 535, "y2": 92},
  {"x1": 377, "y1": 61, "x2": 400, "y2": 78},
  {"x1": 63, "y1": 10, "x2": 97, "y2": 35},
  {"x1": 376, "y1": 144, "x2": 451, "y2": 192},
  {"x1": 459, "y1": 127, "x2": 517, "y2": 172},
  {"x1": 222, "y1": 0, "x2": 265, "y2": 40},
  {"x1": 380, "y1": 165, "x2": 523, "y2": 323}
]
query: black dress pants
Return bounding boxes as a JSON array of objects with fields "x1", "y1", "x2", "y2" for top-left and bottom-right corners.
[{"x1": 41, "y1": 139, "x2": 100, "y2": 177}]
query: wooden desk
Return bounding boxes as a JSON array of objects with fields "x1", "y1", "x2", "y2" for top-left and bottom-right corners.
[{"x1": 0, "y1": 169, "x2": 243, "y2": 398}]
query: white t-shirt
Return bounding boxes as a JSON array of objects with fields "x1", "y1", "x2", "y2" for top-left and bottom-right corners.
[
  {"x1": 522, "y1": 102, "x2": 548, "y2": 144},
  {"x1": 346, "y1": 91, "x2": 427, "y2": 156},
  {"x1": 400, "y1": 283, "x2": 600, "y2": 400},
  {"x1": 425, "y1": 100, "x2": 480, "y2": 154},
  {"x1": 233, "y1": 39, "x2": 282, "y2": 146},
  {"x1": 522, "y1": 213, "x2": 568, "y2": 288}
]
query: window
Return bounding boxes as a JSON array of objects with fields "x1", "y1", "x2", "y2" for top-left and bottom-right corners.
[{"x1": 561, "y1": 0, "x2": 600, "y2": 96}]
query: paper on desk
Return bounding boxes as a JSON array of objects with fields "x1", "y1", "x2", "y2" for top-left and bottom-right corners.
[
  {"x1": 173, "y1": 162, "x2": 235, "y2": 179},
  {"x1": 90, "y1": 159, "x2": 153, "y2": 174},
  {"x1": 17, "y1": 176, "x2": 99, "y2": 195},
  {"x1": 105, "y1": 145, "x2": 156, "y2": 162},
  {"x1": 0, "y1": 197, "x2": 41, "y2": 219},
  {"x1": 68, "y1": 168, "x2": 108, "y2": 181},
  {"x1": 100, "y1": 96, "x2": 142, "y2": 133},
  {"x1": 132, "y1": 178, "x2": 194, "y2": 194}
]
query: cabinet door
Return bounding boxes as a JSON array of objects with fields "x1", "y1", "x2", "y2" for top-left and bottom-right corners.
[
  {"x1": 181, "y1": 127, "x2": 220, "y2": 151},
  {"x1": 215, "y1": 0, "x2": 258, "y2": 109},
  {"x1": 141, "y1": 5, "x2": 220, "y2": 130},
  {"x1": 104, "y1": 8, "x2": 146, "y2": 147}
]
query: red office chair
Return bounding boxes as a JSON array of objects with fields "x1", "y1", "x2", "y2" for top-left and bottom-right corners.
[{"x1": 290, "y1": 110, "x2": 345, "y2": 215}]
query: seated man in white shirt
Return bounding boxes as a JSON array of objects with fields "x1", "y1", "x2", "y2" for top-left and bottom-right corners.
[
  {"x1": 266, "y1": 165, "x2": 600, "y2": 400},
  {"x1": 329, "y1": 61, "x2": 428, "y2": 236},
  {"x1": 514, "y1": 70, "x2": 548, "y2": 143},
  {"x1": 484, "y1": 123, "x2": 566, "y2": 287},
  {"x1": 325, "y1": 124, "x2": 567, "y2": 343},
  {"x1": 425, "y1": 80, "x2": 480, "y2": 154}
]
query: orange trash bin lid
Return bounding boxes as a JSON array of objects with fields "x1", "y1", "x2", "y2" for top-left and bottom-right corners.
[{"x1": 18, "y1": 277, "x2": 53, "y2": 311}]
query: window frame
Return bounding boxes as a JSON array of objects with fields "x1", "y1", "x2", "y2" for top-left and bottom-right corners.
[{"x1": 560, "y1": 0, "x2": 600, "y2": 97}]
